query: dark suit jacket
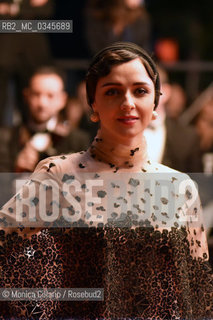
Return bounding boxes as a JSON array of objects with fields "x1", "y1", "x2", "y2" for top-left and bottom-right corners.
[
  {"x1": 162, "y1": 117, "x2": 203, "y2": 173},
  {"x1": 0, "y1": 125, "x2": 90, "y2": 172}
]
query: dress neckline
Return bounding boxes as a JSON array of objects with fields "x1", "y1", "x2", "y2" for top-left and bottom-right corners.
[{"x1": 88, "y1": 130, "x2": 148, "y2": 172}]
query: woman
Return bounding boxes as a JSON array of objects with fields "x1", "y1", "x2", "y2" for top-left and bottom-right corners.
[{"x1": 0, "y1": 42, "x2": 212, "y2": 319}]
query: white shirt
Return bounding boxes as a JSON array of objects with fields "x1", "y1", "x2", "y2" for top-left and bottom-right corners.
[{"x1": 143, "y1": 116, "x2": 166, "y2": 163}]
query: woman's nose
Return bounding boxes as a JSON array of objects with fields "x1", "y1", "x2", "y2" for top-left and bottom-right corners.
[{"x1": 120, "y1": 93, "x2": 135, "y2": 111}]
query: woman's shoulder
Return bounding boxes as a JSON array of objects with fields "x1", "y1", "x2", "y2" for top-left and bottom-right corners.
[
  {"x1": 146, "y1": 161, "x2": 193, "y2": 184},
  {"x1": 147, "y1": 160, "x2": 180, "y2": 174},
  {"x1": 31, "y1": 151, "x2": 88, "y2": 180}
]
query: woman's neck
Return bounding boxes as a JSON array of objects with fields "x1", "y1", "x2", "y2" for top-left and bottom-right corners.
[{"x1": 89, "y1": 130, "x2": 148, "y2": 171}]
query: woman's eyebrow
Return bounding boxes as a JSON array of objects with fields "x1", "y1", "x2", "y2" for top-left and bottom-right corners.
[
  {"x1": 101, "y1": 82, "x2": 122, "y2": 87},
  {"x1": 133, "y1": 82, "x2": 152, "y2": 86},
  {"x1": 101, "y1": 81, "x2": 151, "y2": 87}
]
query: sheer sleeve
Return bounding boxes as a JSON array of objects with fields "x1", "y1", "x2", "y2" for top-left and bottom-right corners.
[
  {"x1": 182, "y1": 178, "x2": 210, "y2": 260},
  {"x1": 172, "y1": 175, "x2": 213, "y2": 317},
  {"x1": 0, "y1": 158, "x2": 62, "y2": 241}
]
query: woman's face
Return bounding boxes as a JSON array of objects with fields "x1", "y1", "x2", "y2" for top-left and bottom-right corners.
[{"x1": 92, "y1": 58, "x2": 155, "y2": 144}]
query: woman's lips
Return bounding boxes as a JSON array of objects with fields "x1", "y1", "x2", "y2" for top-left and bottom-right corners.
[{"x1": 117, "y1": 116, "x2": 139, "y2": 125}]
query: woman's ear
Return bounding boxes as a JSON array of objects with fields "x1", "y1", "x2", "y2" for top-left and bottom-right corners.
[
  {"x1": 90, "y1": 100, "x2": 100, "y2": 122},
  {"x1": 91, "y1": 101, "x2": 96, "y2": 112},
  {"x1": 90, "y1": 109, "x2": 100, "y2": 123}
]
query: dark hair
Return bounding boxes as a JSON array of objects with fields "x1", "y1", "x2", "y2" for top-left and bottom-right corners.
[
  {"x1": 86, "y1": 42, "x2": 161, "y2": 109},
  {"x1": 29, "y1": 66, "x2": 67, "y2": 90}
]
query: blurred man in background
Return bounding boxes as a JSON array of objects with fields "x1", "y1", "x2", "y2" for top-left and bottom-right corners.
[
  {"x1": 0, "y1": 0, "x2": 54, "y2": 125},
  {"x1": 0, "y1": 66, "x2": 89, "y2": 172},
  {"x1": 144, "y1": 66, "x2": 202, "y2": 172}
]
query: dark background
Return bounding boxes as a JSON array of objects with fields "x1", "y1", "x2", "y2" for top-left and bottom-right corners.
[{"x1": 49, "y1": 0, "x2": 213, "y2": 61}]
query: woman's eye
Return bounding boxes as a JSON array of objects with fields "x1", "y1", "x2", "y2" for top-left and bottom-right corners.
[
  {"x1": 105, "y1": 88, "x2": 119, "y2": 96},
  {"x1": 135, "y1": 88, "x2": 147, "y2": 95}
]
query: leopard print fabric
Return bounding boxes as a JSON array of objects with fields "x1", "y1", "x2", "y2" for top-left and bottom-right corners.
[{"x1": 0, "y1": 152, "x2": 213, "y2": 319}]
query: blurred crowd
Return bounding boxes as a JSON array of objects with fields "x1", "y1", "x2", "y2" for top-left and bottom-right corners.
[{"x1": 0, "y1": 0, "x2": 212, "y2": 263}]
